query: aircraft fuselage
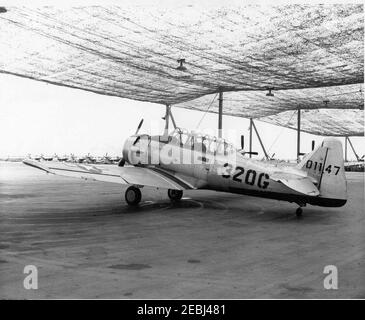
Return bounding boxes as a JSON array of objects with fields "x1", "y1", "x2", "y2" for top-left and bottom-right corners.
[{"x1": 123, "y1": 134, "x2": 346, "y2": 207}]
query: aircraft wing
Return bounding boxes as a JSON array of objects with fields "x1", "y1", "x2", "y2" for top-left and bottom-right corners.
[
  {"x1": 23, "y1": 159, "x2": 194, "y2": 190},
  {"x1": 271, "y1": 172, "x2": 319, "y2": 196}
]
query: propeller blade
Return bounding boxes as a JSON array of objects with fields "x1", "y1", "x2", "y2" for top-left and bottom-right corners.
[
  {"x1": 135, "y1": 119, "x2": 144, "y2": 135},
  {"x1": 133, "y1": 136, "x2": 141, "y2": 146},
  {"x1": 118, "y1": 158, "x2": 126, "y2": 167}
]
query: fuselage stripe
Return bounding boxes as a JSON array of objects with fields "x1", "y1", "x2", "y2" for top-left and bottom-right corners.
[{"x1": 148, "y1": 167, "x2": 192, "y2": 189}]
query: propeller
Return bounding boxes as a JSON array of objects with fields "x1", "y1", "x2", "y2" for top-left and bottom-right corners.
[
  {"x1": 118, "y1": 158, "x2": 126, "y2": 167},
  {"x1": 135, "y1": 119, "x2": 144, "y2": 135},
  {"x1": 132, "y1": 119, "x2": 144, "y2": 145},
  {"x1": 119, "y1": 119, "x2": 144, "y2": 166},
  {"x1": 133, "y1": 136, "x2": 141, "y2": 146}
]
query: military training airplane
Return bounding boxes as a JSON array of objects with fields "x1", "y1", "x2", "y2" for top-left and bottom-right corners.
[
  {"x1": 23, "y1": 120, "x2": 347, "y2": 217},
  {"x1": 54, "y1": 154, "x2": 69, "y2": 162}
]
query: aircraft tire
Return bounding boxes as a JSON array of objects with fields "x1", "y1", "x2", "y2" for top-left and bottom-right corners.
[
  {"x1": 296, "y1": 207, "x2": 303, "y2": 218},
  {"x1": 167, "y1": 189, "x2": 183, "y2": 201},
  {"x1": 125, "y1": 186, "x2": 142, "y2": 206}
]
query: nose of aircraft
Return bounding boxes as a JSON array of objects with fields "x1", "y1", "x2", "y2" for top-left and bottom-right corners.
[
  {"x1": 121, "y1": 136, "x2": 138, "y2": 165},
  {"x1": 121, "y1": 134, "x2": 151, "y2": 166},
  {"x1": 120, "y1": 118, "x2": 146, "y2": 166}
]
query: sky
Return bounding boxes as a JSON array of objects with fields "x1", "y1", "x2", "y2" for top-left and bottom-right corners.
[{"x1": 0, "y1": 74, "x2": 364, "y2": 161}]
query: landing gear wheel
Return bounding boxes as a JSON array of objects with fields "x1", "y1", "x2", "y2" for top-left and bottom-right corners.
[
  {"x1": 296, "y1": 207, "x2": 303, "y2": 218},
  {"x1": 168, "y1": 189, "x2": 183, "y2": 202},
  {"x1": 125, "y1": 186, "x2": 142, "y2": 206}
]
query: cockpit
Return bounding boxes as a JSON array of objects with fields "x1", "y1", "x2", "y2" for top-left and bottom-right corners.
[{"x1": 170, "y1": 128, "x2": 236, "y2": 155}]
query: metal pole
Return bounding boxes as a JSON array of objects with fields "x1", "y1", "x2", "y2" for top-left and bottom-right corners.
[
  {"x1": 163, "y1": 104, "x2": 170, "y2": 137},
  {"x1": 169, "y1": 106, "x2": 177, "y2": 129},
  {"x1": 347, "y1": 136, "x2": 359, "y2": 161},
  {"x1": 297, "y1": 108, "x2": 301, "y2": 162},
  {"x1": 218, "y1": 91, "x2": 223, "y2": 138},
  {"x1": 345, "y1": 136, "x2": 348, "y2": 162},
  {"x1": 251, "y1": 120, "x2": 269, "y2": 160},
  {"x1": 249, "y1": 118, "x2": 253, "y2": 158}
]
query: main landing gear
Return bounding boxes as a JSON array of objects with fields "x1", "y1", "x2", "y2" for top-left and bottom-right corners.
[
  {"x1": 124, "y1": 187, "x2": 183, "y2": 206},
  {"x1": 167, "y1": 189, "x2": 183, "y2": 202},
  {"x1": 125, "y1": 186, "x2": 142, "y2": 206}
]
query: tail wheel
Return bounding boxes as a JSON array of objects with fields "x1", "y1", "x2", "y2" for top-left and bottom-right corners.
[
  {"x1": 168, "y1": 189, "x2": 183, "y2": 201},
  {"x1": 125, "y1": 186, "x2": 142, "y2": 206},
  {"x1": 296, "y1": 207, "x2": 303, "y2": 218}
]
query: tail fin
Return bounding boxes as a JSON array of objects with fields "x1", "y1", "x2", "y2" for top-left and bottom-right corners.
[{"x1": 297, "y1": 138, "x2": 347, "y2": 203}]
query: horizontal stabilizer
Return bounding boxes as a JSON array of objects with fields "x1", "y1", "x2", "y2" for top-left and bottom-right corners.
[{"x1": 271, "y1": 172, "x2": 319, "y2": 196}]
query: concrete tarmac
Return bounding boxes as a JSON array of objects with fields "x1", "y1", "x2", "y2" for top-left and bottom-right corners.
[{"x1": 0, "y1": 161, "x2": 364, "y2": 299}]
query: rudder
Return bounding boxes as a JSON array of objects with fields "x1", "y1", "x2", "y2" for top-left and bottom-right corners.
[{"x1": 297, "y1": 138, "x2": 347, "y2": 205}]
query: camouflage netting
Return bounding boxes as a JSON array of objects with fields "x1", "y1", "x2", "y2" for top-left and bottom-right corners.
[
  {"x1": 175, "y1": 84, "x2": 364, "y2": 136},
  {"x1": 0, "y1": 5, "x2": 363, "y2": 136},
  {"x1": 262, "y1": 109, "x2": 363, "y2": 137}
]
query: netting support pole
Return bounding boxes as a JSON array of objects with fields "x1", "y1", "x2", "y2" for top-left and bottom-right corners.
[
  {"x1": 169, "y1": 106, "x2": 177, "y2": 129},
  {"x1": 249, "y1": 118, "x2": 253, "y2": 158},
  {"x1": 163, "y1": 104, "x2": 170, "y2": 137},
  {"x1": 347, "y1": 136, "x2": 360, "y2": 161},
  {"x1": 345, "y1": 136, "x2": 348, "y2": 162},
  {"x1": 218, "y1": 90, "x2": 223, "y2": 138},
  {"x1": 251, "y1": 119, "x2": 269, "y2": 160},
  {"x1": 297, "y1": 108, "x2": 301, "y2": 163}
]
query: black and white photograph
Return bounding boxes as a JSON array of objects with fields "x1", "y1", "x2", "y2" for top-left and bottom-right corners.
[{"x1": 0, "y1": 0, "x2": 364, "y2": 305}]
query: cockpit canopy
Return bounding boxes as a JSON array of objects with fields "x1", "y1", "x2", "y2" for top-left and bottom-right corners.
[
  {"x1": 131, "y1": 128, "x2": 237, "y2": 156},
  {"x1": 170, "y1": 128, "x2": 236, "y2": 155}
]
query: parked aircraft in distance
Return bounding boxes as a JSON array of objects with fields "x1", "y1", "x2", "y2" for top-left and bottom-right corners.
[
  {"x1": 32, "y1": 155, "x2": 42, "y2": 161},
  {"x1": 95, "y1": 153, "x2": 121, "y2": 164},
  {"x1": 24, "y1": 121, "x2": 347, "y2": 217},
  {"x1": 54, "y1": 154, "x2": 69, "y2": 162},
  {"x1": 83, "y1": 153, "x2": 96, "y2": 164},
  {"x1": 40, "y1": 154, "x2": 53, "y2": 161}
]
